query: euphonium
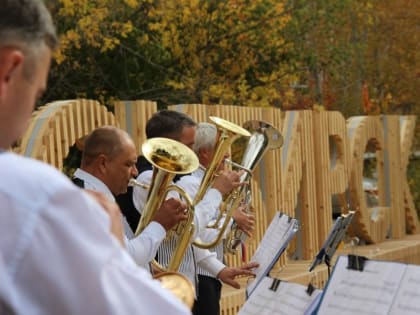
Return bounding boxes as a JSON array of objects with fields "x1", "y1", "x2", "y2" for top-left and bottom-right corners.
[
  {"x1": 131, "y1": 137, "x2": 199, "y2": 272},
  {"x1": 129, "y1": 137, "x2": 198, "y2": 309},
  {"x1": 192, "y1": 116, "x2": 251, "y2": 249},
  {"x1": 224, "y1": 120, "x2": 283, "y2": 254}
]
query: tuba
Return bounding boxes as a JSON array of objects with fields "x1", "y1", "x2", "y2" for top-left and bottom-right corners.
[
  {"x1": 224, "y1": 120, "x2": 283, "y2": 254},
  {"x1": 192, "y1": 116, "x2": 251, "y2": 249}
]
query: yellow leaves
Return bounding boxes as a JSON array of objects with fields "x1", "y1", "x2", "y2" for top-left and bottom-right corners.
[
  {"x1": 53, "y1": 49, "x2": 66, "y2": 65},
  {"x1": 53, "y1": 1, "x2": 137, "y2": 64},
  {"x1": 101, "y1": 37, "x2": 120, "y2": 52},
  {"x1": 113, "y1": 21, "x2": 134, "y2": 38},
  {"x1": 52, "y1": 0, "x2": 299, "y2": 108},
  {"x1": 137, "y1": 34, "x2": 149, "y2": 45},
  {"x1": 167, "y1": 81, "x2": 186, "y2": 90},
  {"x1": 54, "y1": 29, "x2": 81, "y2": 64},
  {"x1": 123, "y1": 0, "x2": 139, "y2": 9},
  {"x1": 274, "y1": 3, "x2": 285, "y2": 15},
  {"x1": 149, "y1": 23, "x2": 163, "y2": 31}
]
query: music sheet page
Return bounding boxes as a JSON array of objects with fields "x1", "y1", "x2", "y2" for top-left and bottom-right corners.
[
  {"x1": 239, "y1": 277, "x2": 322, "y2": 315},
  {"x1": 246, "y1": 213, "x2": 297, "y2": 295},
  {"x1": 389, "y1": 264, "x2": 420, "y2": 314},
  {"x1": 317, "y1": 256, "x2": 406, "y2": 315}
]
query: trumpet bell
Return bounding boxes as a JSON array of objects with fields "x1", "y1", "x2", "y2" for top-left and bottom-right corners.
[{"x1": 142, "y1": 137, "x2": 199, "y2": 174}]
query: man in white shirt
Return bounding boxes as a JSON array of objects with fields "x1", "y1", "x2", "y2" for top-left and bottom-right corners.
[
  {"x1": 72, "y1": 125, "x2": 188, "y2": 268},
  {"x1": 0, "y1": 1, "x2": 190, "y2": 314},
  {"x1": 180, "y1": 122, "x2": 256, "y2": 315},
  {"x1": 132, "y1": 110, "x2": 258, "y2": 294}
]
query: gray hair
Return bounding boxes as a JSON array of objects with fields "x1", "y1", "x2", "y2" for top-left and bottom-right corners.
[
  {"x1": 0, "y1": 0, "x2": 58, "y2": 58},
  {"x1": 193, "y1": 122, "x2": 217, "y2": 154}
]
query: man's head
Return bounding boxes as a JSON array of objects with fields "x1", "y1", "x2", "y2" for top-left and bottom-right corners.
[
  {"x1": 193, "y1": 122, "x2": 218, "y2": 167},
  {"x1": 0, "y1": 0, "x2": 58, "y2": 149},
  {"x1": 81, "y1": 126, "x2": 138, "y2": 196},
  {"x1": 146, "y1": 110, "x2": 196, "y2": 148}
]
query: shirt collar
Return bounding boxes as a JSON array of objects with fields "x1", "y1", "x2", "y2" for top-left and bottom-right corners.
[
  {"x1": 192, "y1": 165, "x2": 206, "y2": 178},
  {"x1": 73, "y1": 168, "x2": 115, "y2": 202}
]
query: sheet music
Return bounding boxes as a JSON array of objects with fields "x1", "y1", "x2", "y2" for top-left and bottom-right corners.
[
  {"x1": 389, "y1": 264, "x2": 420, "y2": 314},
  {"x1": 239, "y1": 277, "x2": 322, "y2": 315},
  {"x1": 317, "y1": 256, "x2": 406, "y2": 315},
  {"x1": 246, "y1": 212, "x2": 298, "y2": 296}
]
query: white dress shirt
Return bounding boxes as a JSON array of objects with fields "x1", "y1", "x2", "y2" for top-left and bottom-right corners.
[
  {"x1": 73, "y1": 168, "x2": 166, "y2": 269},
  {"x1": 177, "y1": 168, "x2": 230, "y2": 277},
  {"x1": 132, "y1": 169, "x2": 223, "y2": 238},
  {"x1": 0, "y1": 254, "x2": 19, "y2": 315},
  {"x1": 132, "y1": 169, "x2": 225, "y2": 284},
  {"x1": 0, "y1": 153, "x2": 190, "y2": 315}
]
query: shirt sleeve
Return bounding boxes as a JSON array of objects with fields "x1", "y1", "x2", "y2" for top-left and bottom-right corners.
[
  {"x1": 125, "y1": 221, "x2": 166, "y2": 267},
  {"x1": 193, "y1": 246, "x2": 225, "y2": 277},
  {"x1": 177, "y1": 175, "x2": 223, "y2": 238},
  {"x1": 11, "y1": 187, "x2": 190, "y2": 315}
]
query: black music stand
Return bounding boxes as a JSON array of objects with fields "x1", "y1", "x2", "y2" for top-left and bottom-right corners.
[{"x1": 308, "y1": 211, "x2": 354, "y2": 276}]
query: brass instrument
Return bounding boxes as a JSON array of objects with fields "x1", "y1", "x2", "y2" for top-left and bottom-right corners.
[
  {"x1": 154, "y1": 272, "x2": 195, "y2": 309},
  {"x1": 129, "y1": 137, "x2": 198, "y2": 309},
  {"x1": 224, "y1": 120, "x2": 283, "y2": 254},
  {"x1": 132, "y1": 137, "x2": 199, "y2": 272},
  {"x1": 192, "y1": 116, "x2": 251, "y2": 249}
]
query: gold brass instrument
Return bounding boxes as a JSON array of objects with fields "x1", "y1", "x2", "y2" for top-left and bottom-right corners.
[
  {"x1": 131, "y1": 137, "x2": 199, "y2": 272},
  {"x1": 154, "y1": 272, "x2": 195, "y2": 309},
  {"x1": 192, "y1": 116, "x2": 251, "y2": 249},
  {"x1": 224, "y1": 120, "x2": 283, "y2": 254},
  {"x1": 129, "y1": 137, "x2": 198, "y2": 309}
]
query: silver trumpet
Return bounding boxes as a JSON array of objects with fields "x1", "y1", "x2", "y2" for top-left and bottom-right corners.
[{"x1": 224, "y1": 120, "x2": 283, "y2": 254}]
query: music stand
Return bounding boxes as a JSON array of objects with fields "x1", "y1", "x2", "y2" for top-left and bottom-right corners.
[{"x1": 308, "y1": 211, "x2": 354, "y2": 276}]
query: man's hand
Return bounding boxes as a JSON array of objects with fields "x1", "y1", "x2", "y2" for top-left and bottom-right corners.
[
  {"x1": 233, "y1": 205, "x2": 255, "y2": 237},
  {"x1": 152, "y1": 197, "x2": 188, "y2": 231},
  {"x1": 85, "y1": 190, "x2": 125, "y2": 247},
  {"x1": 212, "y1": 169, "x2": 244, "y2": 196},
  {"x1": 216, "y1": 262, "x2": 259, "y2": 289}
]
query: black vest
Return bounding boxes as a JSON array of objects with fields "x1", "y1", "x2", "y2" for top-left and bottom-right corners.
[
  {"x1": 72, "y1": 177, "x2": 85, "y2": 188},
  {"x1": 115, "y1": 156, "x2": 151, "y2": 232}
]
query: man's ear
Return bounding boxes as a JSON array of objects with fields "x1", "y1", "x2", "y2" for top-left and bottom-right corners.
[
  {"x1": 97, "y1": 154, "x2": 108, "y2": 173},
  {"x1": 0, "y1": 48, "x2": 24, "y2": 98}
]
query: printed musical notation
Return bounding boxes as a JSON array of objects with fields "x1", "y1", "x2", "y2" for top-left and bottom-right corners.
[
  {"x1": 239, "y1": 277, "x2": 322, "y2": 315},
  {"x1": 317, "y1": 256, "x2": 420, "y2": 315},
  {"x1": 246, "y1": 212, "x2": 298, "y2": 296}
]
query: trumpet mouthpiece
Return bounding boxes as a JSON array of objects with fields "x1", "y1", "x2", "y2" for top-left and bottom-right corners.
[{"x1": 128, "y1": 178, "x2": 148, "y2": 189}]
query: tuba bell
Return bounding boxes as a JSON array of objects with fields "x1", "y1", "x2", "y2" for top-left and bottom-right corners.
[{"x1": 224, "y1": 120, "x2": 283, "y2": 254}]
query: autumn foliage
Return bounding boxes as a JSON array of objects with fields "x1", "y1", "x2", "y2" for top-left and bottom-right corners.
[{"x1": 45, "y1": 0, "x2": 418, "y2": 119}]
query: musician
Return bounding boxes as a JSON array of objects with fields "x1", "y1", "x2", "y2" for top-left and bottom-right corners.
[
  {"x1": 0, "y1": 1, "x2": 189, "y2": 314},
  {"x1": 72, "y1": 125, "x2": 188, "y2": 268},
  {"x1": 132, "y1": 110, "x2": 258, "y2": 294},
  {"x1": 179, "y1": 123, "x2": 255, "y2": 315}
]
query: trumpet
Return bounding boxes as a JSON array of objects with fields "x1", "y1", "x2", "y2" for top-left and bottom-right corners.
[{"x1": 224, "y1": 120, "x2": 283, "y2": 254}]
